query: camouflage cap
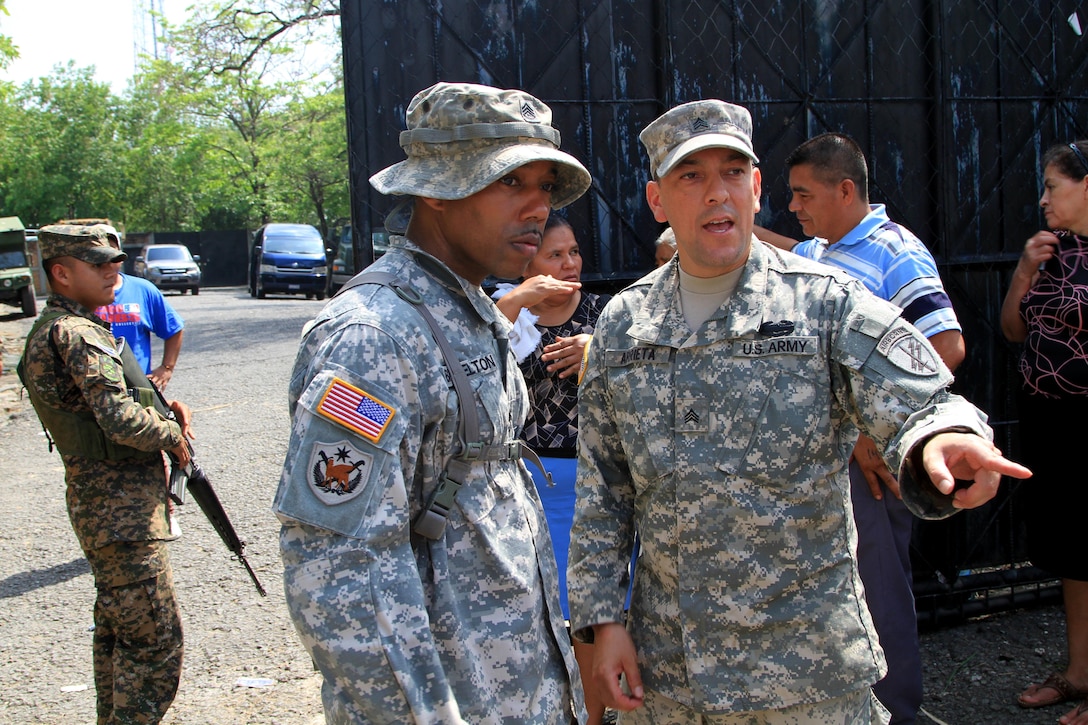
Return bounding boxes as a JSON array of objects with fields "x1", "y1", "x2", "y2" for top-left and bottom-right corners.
[
  {"x1": 640, "y1": 99, "x2": 759, "y2": 179},
  {"x1": 369, "y1": 82, "x2": 592, "y2": 209},
  {"x1": 89, "y1": 223, "x2": 123, "y2": 250},
  {"x1": 39, "y1": 224, "x2": 127, "y2": 265}
]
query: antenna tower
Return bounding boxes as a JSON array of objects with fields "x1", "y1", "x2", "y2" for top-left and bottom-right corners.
[{"x1": 132, "y1": 0, "x2": 169, "y2": 72}]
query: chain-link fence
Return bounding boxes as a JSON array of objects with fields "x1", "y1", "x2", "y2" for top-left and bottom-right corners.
[{"x1": 341, "y1": 0, "x2": 1088, "y2": 621}]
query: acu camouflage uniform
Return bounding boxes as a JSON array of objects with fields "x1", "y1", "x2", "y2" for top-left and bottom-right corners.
[
  {"x1": 274, "y1": 238, "x2": 583, "y2": 724},
  {"x1": 568, "y1": 239, "x2": 992, "y2": 715},
  {"x1": 22, "y1": 292, "x2": 184, "y2": 725}
]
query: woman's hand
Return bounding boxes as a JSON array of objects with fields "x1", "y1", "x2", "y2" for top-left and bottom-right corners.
[
  {"x1": 1015, "y1": 230, "x2": 1060, "y2": 280},
  {"x1": 495, "y1": 275, "x2": 581, "y2": 322},
  {"x1": 1001, "y1": 230, "x2": 1061, "y2": 343},
  {"x1": 541, "y1": 333, "x2": 592, "y2": 379}
]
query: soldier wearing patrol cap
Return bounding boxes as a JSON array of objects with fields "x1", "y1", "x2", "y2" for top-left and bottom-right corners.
[
  {"x1": 19, "y1": 224, "x2": 194, "y2": 725},
  {"x1": 273, "y1": 81, "x2": 592, "y2": 723},
  {"x1": 567, "y1": 100, "x2": 1032, "y2": 724}
]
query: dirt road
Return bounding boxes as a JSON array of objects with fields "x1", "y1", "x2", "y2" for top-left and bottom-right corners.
[{"x1": 0, "y1": 289, "x2": 1075, "y2": 724}]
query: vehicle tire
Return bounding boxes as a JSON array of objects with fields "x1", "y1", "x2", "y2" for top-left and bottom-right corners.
[
  {"x1": 192, "y1": 286, "x2": 200, "y2": 296},
  {"x1": 256, "y1": 277, "x2": 266, "y2": 299},
  {"x1": 316, "y1": 290, "x2": 326, "y2": 301},
  {"x1": 305, "y1": 292, "x2": 314, "y2": 300},
  {"x1": 19, "y1": 285, "x2": 36, "y2": 317}
]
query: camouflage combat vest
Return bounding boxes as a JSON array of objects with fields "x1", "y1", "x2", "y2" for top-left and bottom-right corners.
[{"x1": 18, "y1": 308, "x2": 156, "y2": 461}]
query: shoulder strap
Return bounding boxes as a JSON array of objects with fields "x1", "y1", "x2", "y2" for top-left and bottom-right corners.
[
  {"x1": 337, "y1": 271, "x2": 550, "y2": 539},
  {"x1": 338, "y1": 271, "x2": 481, "y2": 454}
]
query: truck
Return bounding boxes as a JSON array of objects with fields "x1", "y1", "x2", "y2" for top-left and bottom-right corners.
[{"x1": 0, "y1": 216, "x2": 37, "y2": 317}]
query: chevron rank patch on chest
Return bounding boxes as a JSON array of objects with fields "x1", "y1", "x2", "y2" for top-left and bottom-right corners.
[
  {"x1": 308, "y1": 440, "x2": 374, "y2": 505},
  {"x1": 316, "y1": 377, "x2": 395, "y2": 443}
]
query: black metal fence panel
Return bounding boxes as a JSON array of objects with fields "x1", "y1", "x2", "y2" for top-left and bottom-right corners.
[{"x1": 340, "y1": 0, "x2": 1088, "y2": 612}]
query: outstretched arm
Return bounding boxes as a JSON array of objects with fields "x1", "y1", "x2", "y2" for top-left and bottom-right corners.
[{"x1": 919, "y1": 431, "x2": 1032, "y2": 510}]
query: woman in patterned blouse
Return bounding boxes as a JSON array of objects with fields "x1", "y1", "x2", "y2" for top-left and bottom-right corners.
[
  {"x1": 494, "y1": 214, "x2": 610, "y2": 724},
  {"x1": 1001, "y1": 140, "x2": 1088, "y2": 722}
]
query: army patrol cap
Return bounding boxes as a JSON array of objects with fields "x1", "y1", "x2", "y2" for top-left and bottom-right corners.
[
  {"x1": 39, "y1": 224, "x2": 127, "y2": 265},
  {"x1": 640, "y1": 99, "x2": 760, "y2": 179},
  {"x1": 369, "y1": 82, "x2": 592, "y2": 209},
  {"x1": 89, "y1": 223, "x2": 123, "y2": 250}
]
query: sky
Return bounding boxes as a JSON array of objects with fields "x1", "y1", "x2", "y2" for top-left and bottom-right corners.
[{"x1": 1, "y1": 0, "x2": 185, "y2": 92}]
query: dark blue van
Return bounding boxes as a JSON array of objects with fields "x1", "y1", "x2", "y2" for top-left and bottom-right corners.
[{"x1": 249, "y1": 223, "x2": 330, "y2": 299}]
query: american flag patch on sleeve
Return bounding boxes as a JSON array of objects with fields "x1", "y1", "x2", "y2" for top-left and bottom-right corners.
[{"x1": 316, "y1": 378, "x2": 395, "y2": 443}]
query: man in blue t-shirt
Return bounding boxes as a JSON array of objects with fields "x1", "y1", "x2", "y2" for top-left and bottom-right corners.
[
  {"x1": 758, "y1": 133, "x2": 964, "y2": 725},
  {"x1": 92, "y1": 225, "x2": 185, "y2": 389}
]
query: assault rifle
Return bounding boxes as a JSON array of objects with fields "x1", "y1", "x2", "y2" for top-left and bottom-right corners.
[{"x1": 118, "y1": 342, "x2": 267, "y2": 597}]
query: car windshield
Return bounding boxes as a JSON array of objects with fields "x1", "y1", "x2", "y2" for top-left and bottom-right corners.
[
  {"x1": 264, "y1": 229, "x2": 324, "y2": 254},
  {"x1": 0, "y1": 250, "x2": 27, "y2": 268},
  {"x1": 147, "y1": 247, "x2": 192, "y2": 262}
]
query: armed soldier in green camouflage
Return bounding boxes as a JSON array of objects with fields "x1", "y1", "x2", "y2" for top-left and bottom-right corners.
[
  {"x1": 19, "y1": 224, "x2": 194, "y2": 725},
  {"x1": 567, "y1": 100, "x2": 1033, "y2": 724},
  {"x1": 274, "y1": 82, "x2": 593, "y2": 723}
]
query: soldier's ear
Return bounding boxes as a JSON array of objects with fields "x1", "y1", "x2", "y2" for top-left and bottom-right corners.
[{"x1": 46, "y1": 259, "x2": 70, "y2": 287}]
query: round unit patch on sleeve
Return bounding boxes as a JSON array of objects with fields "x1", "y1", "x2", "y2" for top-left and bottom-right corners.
[
  {"x1": 308, "y1": 440, "x2": 374, "y2": 505},
  {"x1": 877, "y1": 325, "x2": 940, "y2": 376},
  {"x1": 316, "y1": 377, "x2": 396, "y2": 443}
]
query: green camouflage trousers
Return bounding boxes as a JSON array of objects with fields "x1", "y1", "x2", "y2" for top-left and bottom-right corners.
[{"x1": 88, "y1": 544, "x2": 183, "y2": 725}]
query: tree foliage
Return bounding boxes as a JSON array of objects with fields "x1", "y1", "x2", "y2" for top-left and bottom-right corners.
[
  {"x1": 0, "y1": 0, "x2": 17, "y2": 71},
  {"x1": 0, "y1": 66, "x2": 124, "y2": 227},
  {"x1": 0, "y1": 0, "x2": 348, "y2": 237}
]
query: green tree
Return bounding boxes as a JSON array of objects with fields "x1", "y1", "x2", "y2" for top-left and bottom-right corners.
[
  {"x1": 165, "y1": 0, "x2": 343, "y2": 229},
  {"x1": 0, "y1": 0, "x2": 19, "y2": 70},
  {"x1": 116, "y1": 62, "x2": 249, "y2": 231},
  {"x1": 183, "y1": 0, "x2": 340, "y2": 76},
  {"x1": 267, "y1": 89, "x2": 349, "y2": 240},
  {"x1": 0, "y1": 65, "x2": 125, "y2": 227}
]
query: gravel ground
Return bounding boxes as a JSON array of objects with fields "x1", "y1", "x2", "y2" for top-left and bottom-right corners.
[{"x1": 0, "y1": 288, "x2": 1079, "y2": 725}]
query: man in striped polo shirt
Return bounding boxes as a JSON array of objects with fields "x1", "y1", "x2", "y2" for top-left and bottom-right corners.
[{"x1": 763, "y1": 132, "x2": 965, "y2": 724}]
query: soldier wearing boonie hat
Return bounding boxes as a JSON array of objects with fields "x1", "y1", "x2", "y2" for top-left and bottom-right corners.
[
  {"x1": 567, "y1": 99, "x2": 1031, "y2": 724},
  {"x1": 38, "y1": 223, "x2": 127, "y2": 265},
  {"x1": 19, "y1": 220, "x2": 193, "y2": 722},
  {"x1": 370, "y1": 81, "x2": 590, "y2": 208},
  {"x1": 275, "y1": 82, "x2": 592, "y2": 723}
]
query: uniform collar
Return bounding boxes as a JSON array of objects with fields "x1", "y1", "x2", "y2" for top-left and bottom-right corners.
[
  {"x1": 821, "y1": 204, "x2": 889, "y2": 249},
  {"x1": 46, "y1": 293, "x2": 111, "y2": 329},
  {"x1": 389, "y1": 235, "x2": 510, "y2": 330},
  {"x1": 627, "y1": 237, "x2": 773, "y2": 347}
]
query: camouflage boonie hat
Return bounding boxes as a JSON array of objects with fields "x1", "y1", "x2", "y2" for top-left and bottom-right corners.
[
  {"x1": 39, "y1": 224, "x2": 127, "y2": 265},
  {"x1": 369, "y1": 82, "x2": 592, "y2": 209},
  {"x1": 640, "y1": 99, "x2": 759, "y2": 179}
]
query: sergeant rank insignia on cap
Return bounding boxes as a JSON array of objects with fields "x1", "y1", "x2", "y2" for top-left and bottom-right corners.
[
  {"x1": 308, "y1": 441, "x2": 373, "y2": 504},
  {"x1": 316, "y1": 377, "x2": 395, "y2": 443}
]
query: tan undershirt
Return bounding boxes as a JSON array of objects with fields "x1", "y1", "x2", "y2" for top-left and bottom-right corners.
[{"x1": 678, "y1": 265, "x2": 744, "y2": 331}]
